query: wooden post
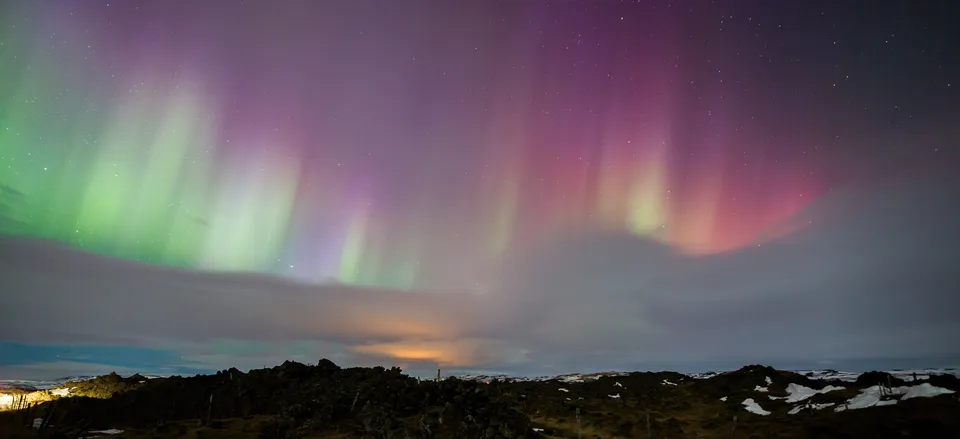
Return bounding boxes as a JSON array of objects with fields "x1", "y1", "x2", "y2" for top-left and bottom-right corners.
[
  {"x1": 28, "y1": 403, "x2": 37, "y2": 428},
  {"x1": 351, "y1": 390, "x2": 360, "y2": 412},
  {"x1": 77, "y1": 419, "x2": 92, "y2": 439},
  {"x1": 646, "y1": 411, "x2": 651, "y2": 438},
  {"x1": 39, "y1": 399, "x2": 58, "y2": 432},
  {"x1": 576, "y1": 407, "x2": 582, "y2": 439},
  {"x1": 731, "y1": 415, "x2": 738, "y2": 437},
  {"x1": 436, "y1": 369, "x2": 441, "y2": 381},
  {"x1": 204, "y1": 394, "x2": 214, "y2": 426},
  {"x1": 21, "y1": 403, "x2": 33, "y2": 427},
  {"x1": 53, "y1": 406, "x2": 68, "y2": 430}
]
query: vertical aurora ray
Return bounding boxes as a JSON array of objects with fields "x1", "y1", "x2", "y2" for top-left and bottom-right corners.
[
  {"x1": 74, "y1": 90, "x2": 157, "y2": 256},
  {"x1": 479, "y1": 87, "x2": 528, "y2": 259},
  {"x1": 391, "y1": 232, "x2": 422, "y2": 289},
  {"x1": 0, "y1": 43, "x2": 61, "y2": 206},
  {"x1": 148, "y1": 86, "x2": 219, "y2": 265},
  {"x1": 374, "y1": 216, "x2": 423, "y2": 290},
  {"x1": 490, "y1": 160, "x2": 521, "y2": 257},
  {"x1": 595, "y1": 129, "x2": 635, "y2": 231},
  {"x1": 337, "y1": 204, "x2": 370, "y2": 284},
  {"x1": 665, "y1": 91, "x2": 732, "y2": 254},
  {"x1": 32, "y1": 103, "x2": 104, "y2": 242},
  {"x1": 201, "y1": 147, "x2": 300, "y2": 271},
  {"x1": 362, "y1": 220, "x2": 404, "y2": 288},
  {"x1": 123, "y1": 88, "x2": 203, "y2": 257},
  {"x1": 276, "y1": 166, "x2": 348, "y2": 283},
  {"x1": 667, "y1": 150, "x2": 725, "y2": 254},
  {"x1": 626, "y1": 138, "x2": 669, "y2": 236}
]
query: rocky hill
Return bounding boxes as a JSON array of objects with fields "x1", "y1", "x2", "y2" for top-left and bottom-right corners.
[{"x1": 1, "y1": 361, "x2": 958, "y2": 438}]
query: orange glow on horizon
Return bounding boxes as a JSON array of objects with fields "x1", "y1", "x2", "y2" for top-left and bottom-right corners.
[{"x1": 352, "y1": 340, "x2": 483, "y2": 367}]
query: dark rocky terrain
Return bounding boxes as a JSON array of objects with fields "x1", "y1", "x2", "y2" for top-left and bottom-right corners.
[{"x1": 1, "y1": 361, "x2": 958, "y2": 439}]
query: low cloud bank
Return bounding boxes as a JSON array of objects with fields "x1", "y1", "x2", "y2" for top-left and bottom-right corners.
[{"x1": 2, "y1": 172, "x2": 958, "y2": 378}]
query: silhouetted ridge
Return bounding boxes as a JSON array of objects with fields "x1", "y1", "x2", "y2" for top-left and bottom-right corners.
[
  {"x1": 3, "y1": 363, "x2": 960, "y2": 438},
  {"x1": 35, "y1": 359, "x2": 538, "y2": 438}
]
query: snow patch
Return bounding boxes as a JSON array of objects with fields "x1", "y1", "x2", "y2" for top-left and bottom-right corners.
[
  {"x1": 662, "y1": 379, "x2": 678, "y2": 386},
  {"x1": 836, "y1": 385, "x2": 885, "y2": 411},
  {"x1": 609, "y1": 393, "x2": 620, "y2": 399},
  {"x1": 834, "y1": 383, "x2": 955, "y2": 412},
  {"x1": 719, "y1": 396, "x2": 727, "y2": 402},
  {"x1": 50, "y1": 387, "x2": 71, "y2": 397},
  {"x1": 558, "y1": 388, "x2": 569, "y2": 393},
  {"x1": 788, "y1": 402, "x2": 835, "y2": 415},
  {"x1": 689, "y1": 371, "x2": 720, "y2": 379},
  {"x1": 784, "y1": 383, "x2": 844, "y2": 403},
  {"x1": 741, "y1": 398, "x2": 771, "y2": 416},
  {"x1": 901, "y1": 383, "x2": 956, "y2": 400},
  {"x1": 0, "y1": 394, "x2": 13, "y2": 409}
]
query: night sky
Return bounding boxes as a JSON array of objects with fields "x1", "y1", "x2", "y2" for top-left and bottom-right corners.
[{"x1": 1, "y1": 0, "x2": 958, "y2": 379}]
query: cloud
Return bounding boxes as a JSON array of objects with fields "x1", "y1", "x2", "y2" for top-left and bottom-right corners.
[
  {"x1": 0, "y1": 243, "x2": 489, "y2": 344},
  {"x1": 1, "y1": 171, "x2": 958, "y2": 377}
]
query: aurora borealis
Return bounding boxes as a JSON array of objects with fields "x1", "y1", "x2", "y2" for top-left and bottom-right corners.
[
  {"x1": 0, "y1": 0, "x2": 833, "y2": 290},
  {"x1": 1, "y1": 0, "x2": 959, "y2": 378}
]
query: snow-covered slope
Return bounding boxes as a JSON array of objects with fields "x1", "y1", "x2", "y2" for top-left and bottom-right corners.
[
  {"x1": 456, "y1": 367, "x2": 959, "y2": 417},
  {"x1": 455, "y1": 368, "x2": 960, "y2": 383},
  {"x1": 0, "y1": 376, "x2": 97, "y2": 391},
  {"x1": 0, "y1": 374, "x2": 166, "y2": 392},
  {"x1": 793, "y1": 368, "x2": 959, "y2": 382}
]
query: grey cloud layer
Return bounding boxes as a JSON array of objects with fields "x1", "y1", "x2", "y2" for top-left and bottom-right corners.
[{"x1": 1, "y1": 172, "x2": 957, "y2": 375}]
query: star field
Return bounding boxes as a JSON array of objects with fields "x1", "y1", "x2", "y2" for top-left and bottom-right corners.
[{"x1": 0, "y1": 0, "x2": 956, "y2": 291}]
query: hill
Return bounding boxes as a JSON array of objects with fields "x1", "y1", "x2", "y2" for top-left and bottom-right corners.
[{"x1": 1, "y1": 361, "x2": 958, "y2": 438}]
